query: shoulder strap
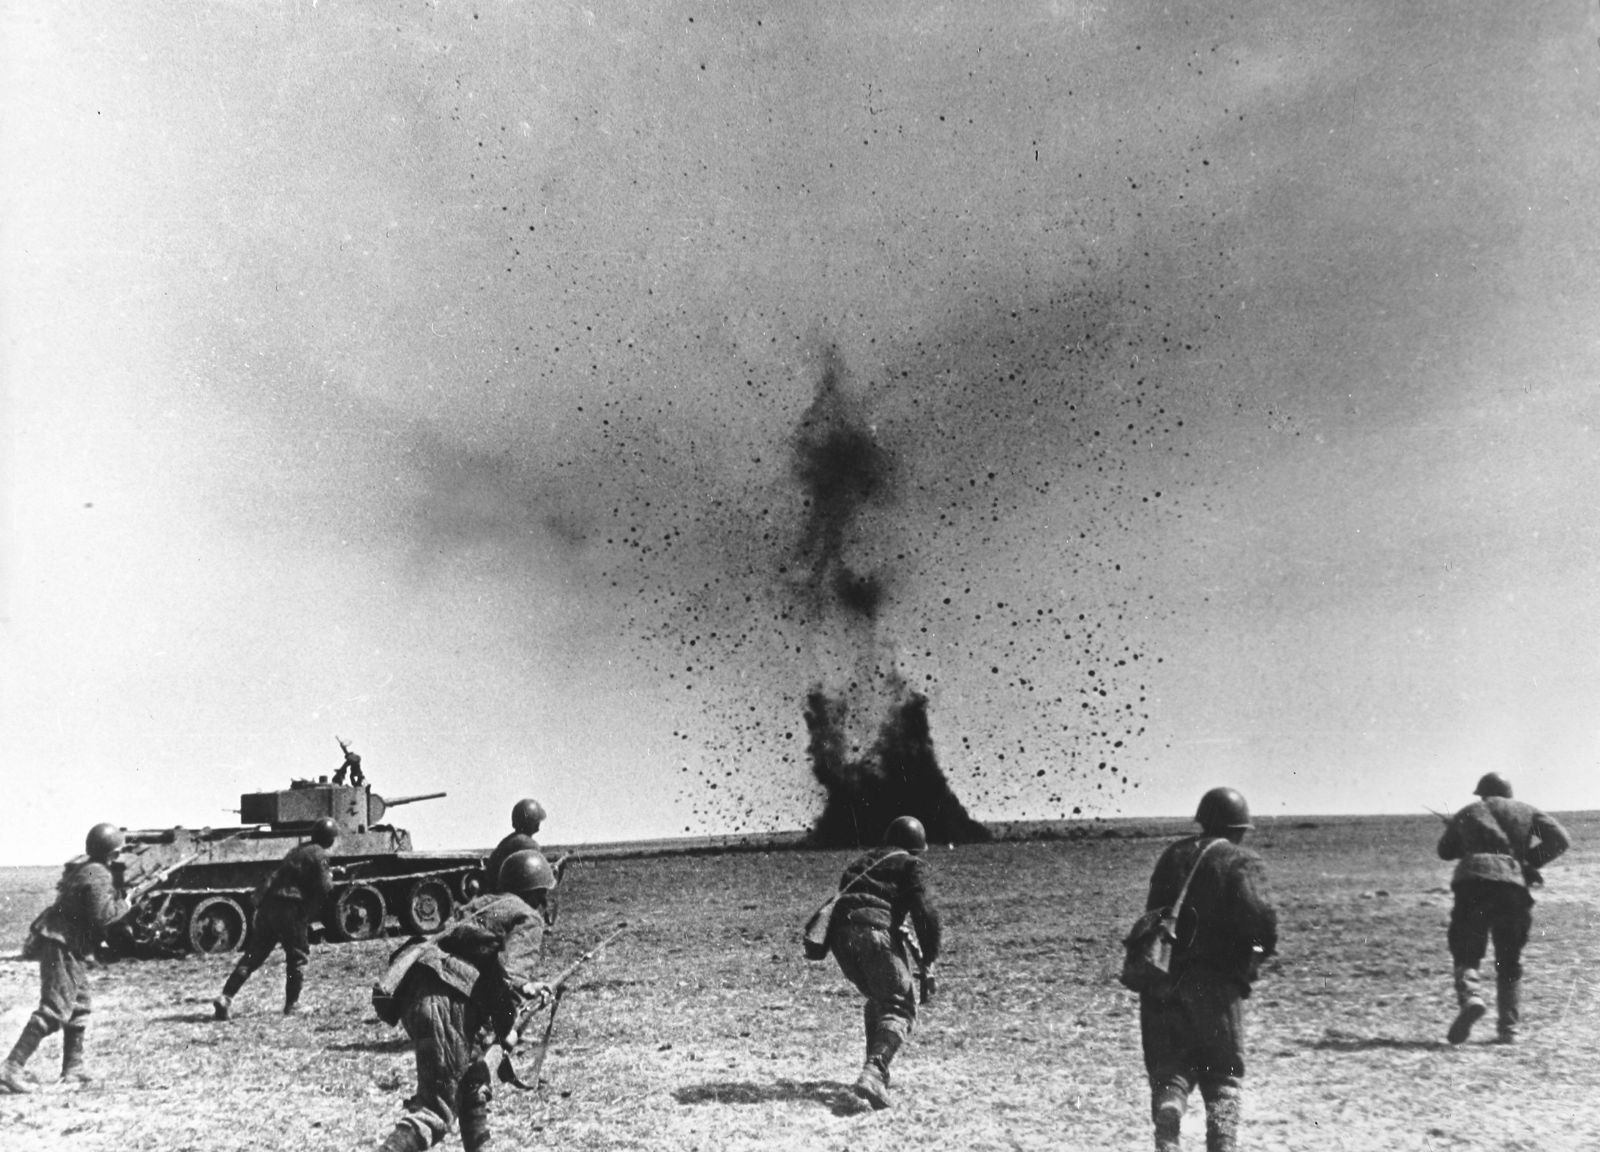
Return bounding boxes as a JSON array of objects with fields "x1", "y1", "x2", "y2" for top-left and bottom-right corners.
[
  {"x1": 1481, "y1": 800, "x2": 1530, "y2": 862},
  {"x1": 836, "y1": 849, "x2": 912, "y2": 899},
  {"x1": 1171, "y1": 838, "x2": 1224, "y2": 917}
]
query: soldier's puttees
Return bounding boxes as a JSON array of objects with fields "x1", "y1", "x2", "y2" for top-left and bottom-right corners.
[
  {"x1": 1138, "y1": 787, "x2": 1278, "y2": 1152},
  {"x1": 827, "y1": 814, "x2": 942, "y2": 1111},
  {"x1": 1437, "y1": 771, "x2": 1571, "y2": 1045},
  {"x1": 370, "y1": 849, "x2": 557, "y2": 1152},
  {"x1": 213, "y1": 816, "x2": 339, "y2": 1020},
  {"x1": 1, "y1": 823, "x2": 130, "y2": 1093}
]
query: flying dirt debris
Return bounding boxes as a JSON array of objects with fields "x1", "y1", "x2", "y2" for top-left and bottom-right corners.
[
  {"x1": 805, "y1": 683, "x2": 991, "y2": 847},
  {"x1": 789, "y1": 348, "x2": 992, "y2": 847}
]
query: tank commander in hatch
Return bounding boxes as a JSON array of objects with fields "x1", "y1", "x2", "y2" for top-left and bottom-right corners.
[
  {"x1": 1437, "y1": 771, "x2": 1570, "y2": 1045},
  {"x1": 1, "y1": 822, "x2": 129, "y2": 1093},
  {"x1": 334, "y1": 736, "x2": 366, "y2": 786},
  {"x1": 213, "y1": 816, "x2": 339, "y2": 1020}
]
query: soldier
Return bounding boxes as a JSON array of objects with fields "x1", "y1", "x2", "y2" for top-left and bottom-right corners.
[
  {"x1": 335, "y1": 737, "x2": 366, "y2": 786},
  {"x1": 829, "y1": 814, "x2": 941, "y2": 1110},
  {"x1": 1437, "y1": 771, "x2": 1571, "y2": 1045},
  {"x1": 0, "y1": 822, "x2": 129, "y2": 1093},
  {"x1": 213, "y1": 816, "x2": 339, "y2": 1020},
  {"x1": 373, "y1": 849, "x2": 555, "y2": 1152},
  {"x1": 483, "y1": 799, "x2": 546, "y2": 892},
  {"x1": 1139, "y1": 787, "x2": 1277, "y2": 1152}
]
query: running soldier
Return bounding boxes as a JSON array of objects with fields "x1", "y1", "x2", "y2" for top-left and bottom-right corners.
[
  {"x1": 213, "y1": 817, "x2": 339, "y2": 1020},
  {"x1": 829, "y1": 815, "x2": 941, "y2": 1110},
  {"x1": 1138, "y1": 787, "x2": 1277, "y2": 1152},
  {"x1": 1437, "y1": 772, "x2": 1571, "y2": 1045},
  {"x1": 373, "y1": 849, "x2": 556, "y2": 1152},
  {"x1": 0, "y1": 822, "x2": 129, "y2": 1092}
]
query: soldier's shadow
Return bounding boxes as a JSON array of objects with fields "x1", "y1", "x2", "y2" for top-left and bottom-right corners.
[
  {"x1": 327, "y1": 1036, "x2": 412, "y2": 1053},
  {"x1": 1310, "y1": 1034, "x2": 1447, "y2": 1052},
  {"x1": 152, "y1": 1012, "x2": 222, "y2": 1025},
  {"x1": 674, "y1": 1079, "x2": 866, "y2": 1116}
]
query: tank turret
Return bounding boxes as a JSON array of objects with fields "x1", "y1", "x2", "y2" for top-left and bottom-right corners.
[
  {"x1": 238, "y1": 779, "x2": 448, "y2": 840},
  {"x1": 109, "y1": 777, "x2": 486, "y2": 959}
]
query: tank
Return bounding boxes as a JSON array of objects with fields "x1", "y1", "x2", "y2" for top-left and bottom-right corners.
[{"x1": 108, "y1": 778, "x2": 487, "y2": 957}]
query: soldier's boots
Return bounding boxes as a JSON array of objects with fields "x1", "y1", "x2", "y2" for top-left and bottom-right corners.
[
  {"x1": 1152, "y1": 1086, "x2": 1186, "y2": 1152},
  {"x1": 459, "y1": 1100, "x2": 493, "y2": 1152},
  {"x1": 59, "y1": 1027, "x2": 93, "y2": 1085},
  {"x1": 284, "y1": 973, "x2": 304, "y2": 1016},
  {"x1": 1447, "y1": 965, "x2": 1487, "y2": 1044},
  {"x1": 0, "y1": 1015, "x2": 51, "y2": 1093},
  {"x1": 1204, "y1": 1083, "x2": 1242, "y2": 1152},
  {"x1": 0, "y1": 1061, "x2": 31, "y2": 1095},
  {"x1": 852, "y1": 1030, "x2": 902, "y2": 1111},
  {"x1": 376, "y1": 1126, "x2": 429, "y2": 1152},
  {"x1": 1495, "y1": 977, "x2": 1521, "y2": 1045},
  {"x1": 853, "y1": 1062, "x2": 891, "y2": 1111},
  {"x1": 213, "y1": 995, "x2": 233, "y2": 1021}
]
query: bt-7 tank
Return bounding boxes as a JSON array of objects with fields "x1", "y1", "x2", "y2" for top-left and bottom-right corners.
[{"x1": 110, "y1": 778, "x2": 486, "y2": 957}]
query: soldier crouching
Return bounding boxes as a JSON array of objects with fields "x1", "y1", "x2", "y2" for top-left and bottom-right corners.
[
  {"x1": 1, "y1": 823, "x2": 129, "y2": 1092},
  {"x1": 374, "y1": 849, "x2": 555, "y2": 1152}
]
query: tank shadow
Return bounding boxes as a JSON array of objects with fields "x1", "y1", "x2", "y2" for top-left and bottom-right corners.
[{"x1": 673, "y1": 1078, "x2": 866, "y2": 1115}]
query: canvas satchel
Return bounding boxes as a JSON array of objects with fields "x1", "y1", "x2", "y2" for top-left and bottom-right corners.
[
  {"x1": 1119, "y1": 838, "x2": 1223, "y2": 993},
  {"x1": 801, "y1": 849, "x2": 911, "y2": 962}
]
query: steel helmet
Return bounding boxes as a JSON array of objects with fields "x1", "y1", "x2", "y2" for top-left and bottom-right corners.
[
  {"x1": 499, "y1": 848, "x2": 556, "y2": 895},
  {"x1": 85, "y1": 822, "x2": 125, "y2": 861},
  {"x1": 883, "y1": 815, "x2": 928, "y2": 853},
  {"x1": 310, "y1": 817, "x2": 340, "y2": 848},
  {"x1": 1195, "y1": 787, "x2": 1253, "y2": 832},
  {"x1": 511, "y1": 798, "x2": 547, "y2": 835},
  {"x1": 1473, "y1": 772, "x2": 1513, "y2": 799}
]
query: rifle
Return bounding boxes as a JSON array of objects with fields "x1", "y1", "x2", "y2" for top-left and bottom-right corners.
[
  {"x1": 896, "y1": 925, "x2": 933, "y2": 1004},
  {"x1": 471, "y1": 923, "x2": 630, "y2": 1093},
  {"x1": 1424, "y1": 805, "x2": 1451, "y2": 824},
  {"x1": 119, "y1": 828, "x2": 256, "y2": 904}
]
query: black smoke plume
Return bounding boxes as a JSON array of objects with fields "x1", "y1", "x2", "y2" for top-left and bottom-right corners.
[{"x1": 790, "y1": 347, "x2": 990, "y2": 847}]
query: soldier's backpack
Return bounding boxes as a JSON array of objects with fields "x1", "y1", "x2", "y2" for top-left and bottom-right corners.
[
  {"x1": 800, "y1": 850, "x2": 910, "y2": 962},
  {"x1": 1119, "y1": 838, "x2": 1223, "y2": 993}
]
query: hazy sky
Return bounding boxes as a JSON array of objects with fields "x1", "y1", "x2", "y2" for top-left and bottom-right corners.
[{"x1": 4, "y1": 1, "x2": 1598, "y2": 865}]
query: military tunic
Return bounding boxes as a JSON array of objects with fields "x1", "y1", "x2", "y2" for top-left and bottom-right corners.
[{"x1": 1138, "y1": 835, "x2": 1277, "y2": 1102}]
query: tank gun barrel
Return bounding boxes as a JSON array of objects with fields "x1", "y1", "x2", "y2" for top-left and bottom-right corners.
[
  {"x1": 366, "y1": 790, "x2": 447, "y2": 825},
  {"x1": 381, "y1": 791, "x2": 447, "y2": 808}
]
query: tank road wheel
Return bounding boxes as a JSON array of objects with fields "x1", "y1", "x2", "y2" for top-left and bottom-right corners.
[
  {"x1": 456, "y1": 869, "x2": 484, "y2": 903},
  {"x1": 400, "y1": 878, "x2": 454, "y2": 935},
  {"x1": 325, "y1": 884, "x2": 387, "y2": 942},
  {"x1": 187, "y1": 896, "x2": 249, "y2": 955}
]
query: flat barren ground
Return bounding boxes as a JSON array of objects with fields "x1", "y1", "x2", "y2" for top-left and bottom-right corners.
[{"x1": 2, "y1": 813, "x2": 1597, "y2": 1152}]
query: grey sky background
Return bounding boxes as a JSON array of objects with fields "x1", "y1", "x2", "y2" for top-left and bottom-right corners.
[{"x1": 3, "y1": 1, "x2": 1598, "y2": 865}]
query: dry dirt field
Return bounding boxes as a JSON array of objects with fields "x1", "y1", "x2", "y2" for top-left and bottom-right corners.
[{"x1": 2, "y1": 813, "x2": 1598, "y2": 1152}]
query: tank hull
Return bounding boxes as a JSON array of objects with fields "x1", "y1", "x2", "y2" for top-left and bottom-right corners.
[{"x1": 108, "y1": 781, "x2": 486, "y2": 957}]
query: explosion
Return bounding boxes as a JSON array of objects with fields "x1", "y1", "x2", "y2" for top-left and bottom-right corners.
[{"x1": 789, "y1": 347, "x2": 990, "y2": 847}]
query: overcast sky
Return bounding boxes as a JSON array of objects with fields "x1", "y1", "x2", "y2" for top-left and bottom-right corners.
[{"x1": 3, "y1": 1, "x2": 1597, "y2": 866}]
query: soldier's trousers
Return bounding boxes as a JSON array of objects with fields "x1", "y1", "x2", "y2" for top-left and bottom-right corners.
[
  {"x1": 1448, "y1": 880, "x2": 1532, "y2": 981},
  {"x1": 390, "y1": 969, "x2": 489, "y2": 1148},
  {"x1": 30, "y1": 939, "x2": 92, "y2": 1034},
  {"x1": 832, "y1": 916, "x2": 917, "y2": 1046},
  {"x1": 226, "y1": 897, "x2": 311, "y2": 993},
  {"x1": 1140, "y1": 967, "x2": 1247, "y2": 1100}
]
